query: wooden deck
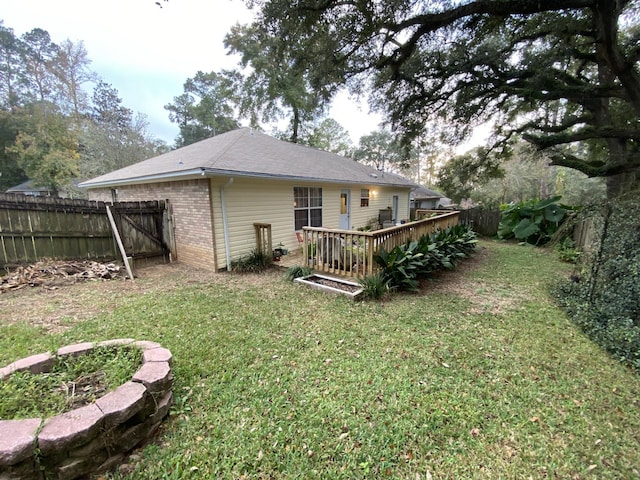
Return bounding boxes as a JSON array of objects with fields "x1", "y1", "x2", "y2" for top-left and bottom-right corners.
[
  {"x1": 268, "y1": 210, "x2": 460, "y2": 278},
  {"x1": 301, "y1": 211, "x2": 460, "y2": 279}
]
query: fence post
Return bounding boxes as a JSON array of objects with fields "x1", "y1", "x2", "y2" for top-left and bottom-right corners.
[{"x1": 106, "y1": 206, "x2": 134, "y2": 280}]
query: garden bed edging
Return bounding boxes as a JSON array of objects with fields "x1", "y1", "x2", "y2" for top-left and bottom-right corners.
[
  {"x1": 294, "y1": 273, "x2": 364, "y2": 300},
  {"x1": 0, "y1": 339, "x2": 173, "y2": 480}
]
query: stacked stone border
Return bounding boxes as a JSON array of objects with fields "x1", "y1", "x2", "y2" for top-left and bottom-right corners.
[{"x1": 0, "y1": 339, "x2": 173, "y2": 480}]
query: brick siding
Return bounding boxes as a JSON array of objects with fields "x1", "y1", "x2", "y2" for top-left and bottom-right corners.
[{"x1": 88, "y1": 180, "x2": 217, "y2": 270}]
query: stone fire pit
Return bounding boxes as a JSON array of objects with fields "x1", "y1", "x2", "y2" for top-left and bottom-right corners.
[{"x1": 0, "y1": 339, "x2": 173, "y2": 480}]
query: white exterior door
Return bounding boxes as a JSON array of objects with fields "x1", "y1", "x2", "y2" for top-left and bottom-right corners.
[
  {"x1": 392, "y1": 195, "x2": 399, "y2": 224},
  {"x1": 339, "y1": 189, "x2": 351, "y2": 230}
]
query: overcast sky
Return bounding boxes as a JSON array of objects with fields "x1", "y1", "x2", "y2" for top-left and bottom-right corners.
[{"x1": 0, "y1": 0, "x2": 383, "y2": 145}]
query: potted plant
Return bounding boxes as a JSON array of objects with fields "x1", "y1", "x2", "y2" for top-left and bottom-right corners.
[{"x1": 273, "y1": 242, "x2": 288, "y2": 260}]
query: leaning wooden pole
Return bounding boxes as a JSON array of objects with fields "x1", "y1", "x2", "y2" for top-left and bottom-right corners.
[{"x1": 106, "y1": 205, "x2": 134, "y2": 280}]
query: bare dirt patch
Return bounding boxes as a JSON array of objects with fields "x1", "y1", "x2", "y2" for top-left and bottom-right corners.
[
  {"x1": 1, "y1": 247, "x2": 510, "y2": 333},
  {"x1": 0, "y1": 262, "x2": 240, "y2": 333}
]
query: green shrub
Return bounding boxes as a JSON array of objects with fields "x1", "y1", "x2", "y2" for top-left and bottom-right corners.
[
  {"x1": 373, "y1": 241, "x2": 425, "y2": 292},
  {"x1": 284, "y1": 265, "x2": 312, "y2": 281},
  {"x1": 555, "y1": 278, "x2": 640, "y2": 370},
  {"x1": 556, "y1": 237, "x2": 581, "y2": 263},
  {"x1": 230, "y1": 249, "x2": 272, "y2": 273},
  {"x1": 423, "y1": 224, "x2": 478, "y2": 270},
  {"x1": 359, "y1": 272, "x2": 390, "y2": 300},
  {"x1": 553, "y1": 196, "x2": 640, "y2": 370},
  {"x1": 373, "y1": 224, "x2": 477, "y2": 292},
  {"x1": 498, "y1": 196, "x2": 573, "y2": 245}
]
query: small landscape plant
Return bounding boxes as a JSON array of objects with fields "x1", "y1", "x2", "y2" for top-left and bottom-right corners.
[
  {"x1": 358, "y1": 271, "x2": 389, "y2": 300},
  {"x1": 373, "y1": 240, "x2": 424, "y2": 292},
  {"x1": 556, "y1": 237, "x2": 581, "y2": 263},
  {"x1": 284, "y1": 265, "x2": 312, "y2": 281},
  {"x1": 230, "y1": 249, "x2": 272, "y2": 273},
  {"x1": 0, "y1": 345, "x2": 142, "y2": 420}
]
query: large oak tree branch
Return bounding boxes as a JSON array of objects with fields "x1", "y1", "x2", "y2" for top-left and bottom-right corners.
[
  {"x1": 548, "y1": 150, "x2": 640, "y2": 176},
  {"x1": 523, "y1": 127, "x2": 640, "y2": 149}
]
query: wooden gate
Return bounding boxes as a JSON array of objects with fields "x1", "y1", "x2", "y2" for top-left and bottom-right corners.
[{"x1": 0, "y1": 193, "x2": 173, "y2": 270}]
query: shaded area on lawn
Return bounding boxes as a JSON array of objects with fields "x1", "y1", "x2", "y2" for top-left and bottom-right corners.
[{"x1": 1, "y1": 240, "x2": 639, "y2": 479}]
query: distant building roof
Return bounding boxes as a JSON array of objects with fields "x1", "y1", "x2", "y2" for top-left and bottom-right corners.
[
  {"x1": 80, "y1": 128, "x2": 420, "y2": 189},
  {"x1": 6, "y1": 180, "x2": 53, "y2": 195},
  {"x1": 411, "y1": 186, "x2": 443, "y2": 200}
]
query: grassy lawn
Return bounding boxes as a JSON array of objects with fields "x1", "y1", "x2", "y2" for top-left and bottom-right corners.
[{"x1": 1, "y1": 240, "x2": 639, "y2": 479}]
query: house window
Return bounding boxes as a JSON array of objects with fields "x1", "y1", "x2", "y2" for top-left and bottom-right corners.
[
  {"x1": 360, "y1": 189, "x2": 370, "y2": 207},
  {"x1": 294, "y1": 187, "x2": 322, "y2": 230}
]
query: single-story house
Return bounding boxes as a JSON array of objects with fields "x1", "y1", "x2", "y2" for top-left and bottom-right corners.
[
  {"x1": 6, "y1": 180, "x2": 55, "y2": 197},
  {"x1": 410, "y1": 186, "x2": 444, "y2": 210},
  {"x1": 80, "y1": 127, "x2": 419, "y2": 271}
]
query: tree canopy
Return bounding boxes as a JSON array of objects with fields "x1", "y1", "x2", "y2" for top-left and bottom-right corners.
[
  {"x1": 352, "y1": 129, "x2": 409, "y2": 173},
  {"x1": 224, "y1": 21, "x2": 342, "y2": 143},
  {"x1": 6, "y1": 101, "x2": 79, "y2": 193},
  {"x1": 248, "y1": 0, "x2": 640, "y2": 198},
  {"x1": 164, "y1": 71, "x2": 240, "y2": 148},
  {"x1": 291, "y1": 117, "x2": 352, "y2": 156},
  {"x1": 0, "y1": 20, "x2": 166, "y2": 194}
]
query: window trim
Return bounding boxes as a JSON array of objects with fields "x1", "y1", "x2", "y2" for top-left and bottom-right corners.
[
  {"x1": 293, "y1": 186, "x2": 323, "y2": 230},
  {"x1": 360, "y1": 188, "x2": 370, "y2": 207}
]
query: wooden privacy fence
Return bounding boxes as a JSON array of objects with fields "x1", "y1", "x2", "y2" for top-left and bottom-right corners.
[
  {"x1": 0, "y1": 193, "x2": 173, "y2": 270},
  {"x1": 302, "y1": 211, "x2": 460, "y2": 278},
  {"x1": 458, "y1": 207, "x2": 501, "y2": 237}
]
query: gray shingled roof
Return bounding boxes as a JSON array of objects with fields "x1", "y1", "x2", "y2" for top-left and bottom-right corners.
[
  {"x1": 411, "y1": 186, "x2": 443, "y2": 199},
  {"x1": 80, "y1": 127, "x2": 419, "y2": 189},
  {"x1": 6, "y1": 180, "x2": 53, "y2": 193}
]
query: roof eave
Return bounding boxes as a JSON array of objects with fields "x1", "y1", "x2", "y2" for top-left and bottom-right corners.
[
  {"x1": 78, "y1": 168, "x2": 207, "y2": 189},
  {"x1": 79, "y1": 167, "x2": 418, "y2": 189},
  {"x1": 203, "y1": 168, "x2": 417, "y2": 188}
]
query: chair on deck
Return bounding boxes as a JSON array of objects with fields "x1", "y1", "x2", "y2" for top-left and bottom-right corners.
[{"x1": 296, "y1": 231, "x2": 305, "y2": 253}]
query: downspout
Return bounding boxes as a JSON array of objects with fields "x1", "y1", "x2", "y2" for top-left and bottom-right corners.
[{"x1": 220, "y1": 177, "x2": 234, "y2": 271}]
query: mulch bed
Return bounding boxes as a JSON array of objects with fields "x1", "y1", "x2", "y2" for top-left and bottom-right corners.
[{"x1": 304, "y1": 275, "x2": 362, "y2": 293}]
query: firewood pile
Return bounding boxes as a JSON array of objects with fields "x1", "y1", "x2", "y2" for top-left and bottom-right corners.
[{"x1": 0, "y1": 259, "x2": 125, "y2": 292}]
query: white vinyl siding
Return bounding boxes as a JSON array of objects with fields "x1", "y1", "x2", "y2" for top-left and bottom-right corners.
[
  {"x1": 209, "y1": 178, "x2": 412, "y2": 269},
  {"x1": 347, "y1": 186, "x2": 411, "y2": 228}
]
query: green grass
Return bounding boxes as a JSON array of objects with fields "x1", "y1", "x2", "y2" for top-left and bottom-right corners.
[
  {"x1": 1, "y1": 240, "x2": 639, "y2": 479},
  {"x1": 0, "y1": 345, "x2": 142, "y2": 419}
]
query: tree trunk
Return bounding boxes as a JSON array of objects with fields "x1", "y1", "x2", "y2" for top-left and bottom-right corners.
[
  {"x1": 606, "y1": 171, "x2": 639, "y2": 199},
  {"x1": 593, "y1": 0, "x2": 640, "y2": 116},
  {"x1": 291, "y1": 108, "x2": 300, "y2": 143}
]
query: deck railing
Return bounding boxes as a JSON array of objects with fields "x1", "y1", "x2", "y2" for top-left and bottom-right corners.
[{"x1": 302, "y1": 210, "x2": 459, "y2": 278}]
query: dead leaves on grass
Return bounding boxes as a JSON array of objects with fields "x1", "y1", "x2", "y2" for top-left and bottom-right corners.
[{"x1": 1, "y1": 259, "x2": 124, "y2": 292}]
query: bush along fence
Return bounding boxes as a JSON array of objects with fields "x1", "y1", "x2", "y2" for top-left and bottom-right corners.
[
  {"x1": 0, "y1": 193, "x2": 173, "y2": 272},
  {"x1": 553, "y1": 194, "x2": 640, "y2": 371},
  {"x1": 497, "y1": 196, "x2": 576, "y2": 246},
  {"x1": 373, "y1": 224, "x2": 477, "y2": 292}
]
